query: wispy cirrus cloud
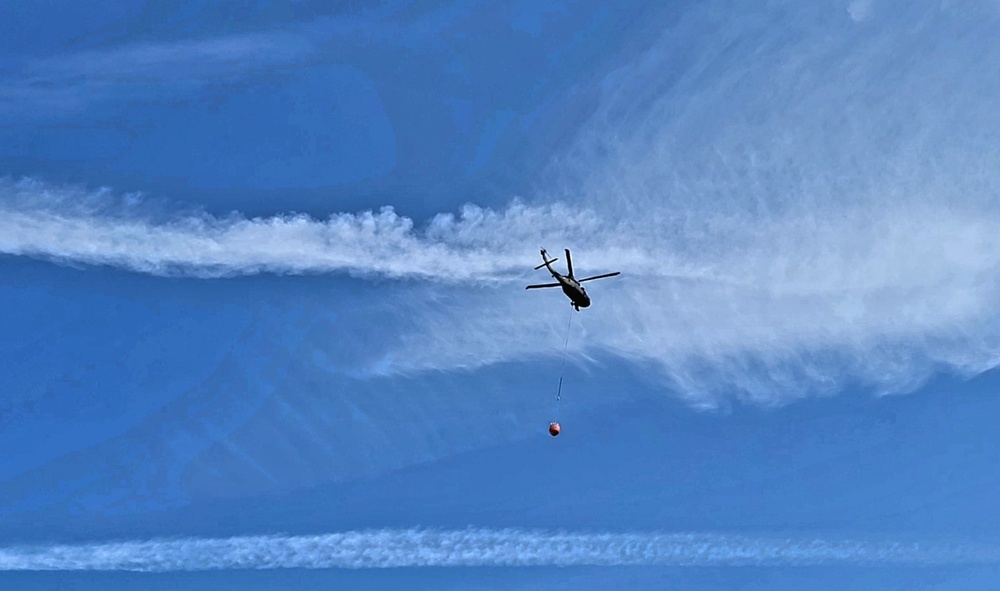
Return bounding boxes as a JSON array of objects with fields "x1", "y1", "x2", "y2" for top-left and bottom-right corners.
[
  {"x1": 2, "y1": 529, "x2": 996, "y2": 571},
  {"x1": 0, "y1": 31, "x2": 313, "y2": 117},
  {"x1": 39, "y1": 34, "x2": 308, "y2": 81},
  {"x1": 0, "y1": 4, "x2": 482, "y2": 119}
]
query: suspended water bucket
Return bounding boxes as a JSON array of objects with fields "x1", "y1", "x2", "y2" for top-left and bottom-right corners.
[{"x1": 548, "y1": 421, "x2": 561, "y2": 437}]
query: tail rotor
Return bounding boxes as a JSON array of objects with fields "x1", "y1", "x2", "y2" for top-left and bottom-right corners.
[{"x1": 533, "y1": 248, "x2": 559, "y2": 270}]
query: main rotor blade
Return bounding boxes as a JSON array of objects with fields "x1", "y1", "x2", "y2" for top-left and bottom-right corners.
[
  {"x1": 565, "y1": 249, "x2": 574, "y2": 278},
  {"x1": 578, "y1": 271, "x2": 621, "y2": 283},
  {"x1": 525, "y1": 282, "x2": 561, "y2": 289}
]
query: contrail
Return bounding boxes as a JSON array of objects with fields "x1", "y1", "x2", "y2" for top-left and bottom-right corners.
[
  {"x1": 0, "y1": 529, "x2": 996, "y2": 571},
  {"x1": 0, "y1": 178, "x2": 612, "y2": 282}
]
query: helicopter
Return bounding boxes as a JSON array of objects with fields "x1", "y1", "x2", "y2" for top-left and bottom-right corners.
[{"x1": 526, "y1": 248, "x2": 620, "y2": 311}]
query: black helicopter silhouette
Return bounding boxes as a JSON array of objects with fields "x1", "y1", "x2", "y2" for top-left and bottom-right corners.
[{"x1": 526, "y1": 248, "x2": 620, "y2": 311}]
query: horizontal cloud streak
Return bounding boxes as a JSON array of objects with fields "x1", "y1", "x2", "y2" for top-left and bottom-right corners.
[
  {"x1": 0, "y1": 6, "x2": 487, "y2": 118},
  {"x1": 0, "y1": 30, "x2": 315, "y2": 117},
  {"x1": 1, "y1": 529, "x2": 997, "y2": 571},
  {"x1": 0, "y1": 178, "x2": 611, "y2": 281}
]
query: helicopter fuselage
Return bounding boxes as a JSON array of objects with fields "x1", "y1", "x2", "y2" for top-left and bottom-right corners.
[{"x1": 541, "y1": 259, "x2": 591, "y2": 310}]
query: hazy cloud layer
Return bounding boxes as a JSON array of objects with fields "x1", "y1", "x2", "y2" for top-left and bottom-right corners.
[
  {"x1": 1, "y1": 529, "x2": 996, "y2": 571},
  {"x1": 4, "y1": 0, "x2": 1000, "y2": 404}
]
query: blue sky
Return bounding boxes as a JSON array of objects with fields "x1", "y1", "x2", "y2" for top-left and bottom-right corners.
[{"x1": 2, "y1": 1, "x2": 1000, "y2": 589}]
